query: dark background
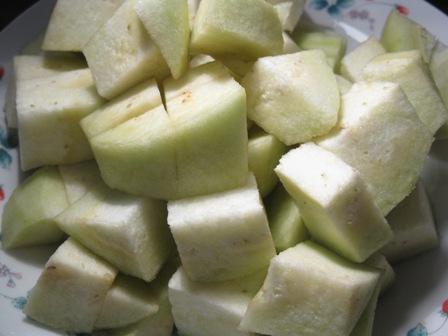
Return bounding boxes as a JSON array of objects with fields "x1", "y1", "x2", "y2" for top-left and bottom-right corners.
[{"x1": 1, "y1": 0, "x2": 447, "y2": 31}]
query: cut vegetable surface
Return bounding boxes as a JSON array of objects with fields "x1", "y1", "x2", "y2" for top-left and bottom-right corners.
[
  {"x1": 317, "y1": 81, "x2": 433, "y2": 215},
  {"x1": 240, "y1": 241, "x2": 380, "y2": 336},
  {"x1": 43, "y1": 0, "x2": 124, "y2": 51},
  {"x1": 168, "y1": 267, "x2": 266, "y2": 336},
  {"x1": 24, "y1": 238, "x2": 117, "y2": 333},
  {"x1": 1, "y1": 167, "x2": 68, "y2": 249},
  {"x1": 268, "y1": 0, "x2": 305, "y2": 32},
  {"x1": 55, "y1": 182, "x2": 172, "y2": 282},
  {"x1": 191, "y1": 0, "x2": 283, "y2": 59},
  {"x1": 168, "y1": 175, "x2": 276, "y2": 282},
  {"x1": 276, "y1": 143, "x2": 392, "y2": 262},
  {"x1": 136, "y1": 0, "x2": 190, "y2": 79},
  {"x1": 243, "y1": 50, "x2": 339, "y2": 145}
]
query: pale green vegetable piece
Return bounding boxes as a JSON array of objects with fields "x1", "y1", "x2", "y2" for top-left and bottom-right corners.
[
  {"x1": 317, "y1": 81, "x2": 433, "y2": 215},
  {"x1": 24, "y1": 238, "x2": 117, "y2": 333},
  {"x1": 168, "y1": 267, "x2": 265, "y2": 336},
  {"x1": 55, "y1": 182, "x2": 172, "y2": 282},
  {"x1": 189, "y1": 54, "x2": 215, "y2": 68},
  {"x1": 187, "y1": 0, "x2": 201, "y2": 28},
  {"x1": 240, "y1": 241, "x2": 381, "y2": 336},
  {"x1": 282, "y1": 32, "x2": 300, "y2": 54},
  {"x1": 243, "y1": 50, "x2": 339, "y2": 145},
  {"x1": 191, "y1": 0, "x2": 283, "y2": 59},
  {"x1": 43, "y1": 0, "x2": 124, "y2": 51},
  {"x1": 363, "y1": 51, "x2": 448, "y2": 135},
  {"x1": 58, "y1": 161, "x2": 103, "y2": 204},
  {"x1": 81, "y1": 78, "x2": 162, "y2": 139},
  {"x1": 83, "y1": 0, "x2": 169, "y2": 99},
  {"x1": 167, "y1": 175, "x2": 276, "y2": 282},
  {"x1": 17, "y1": 68, "x2": 104, "y2": 170},
  {"x1": 269, "y1": 0, "x2": 305, "y2": 32},
  {"x1": 95, "y1": 274, "x2": 159, "y2": 329},
  {"x1": 265, "y1": 185, "x2": 307, "y2": 252},
  {"x1": 92, "y1": 72, "x2": 248, "y2": 200},
  {"x1": 335, "y1": 75, "x2": 352, "y2": 95},
  {"x1": 341, "y1": 37, "x2": 386, "y2": 82},
  {"x1": 276, "y1": 143, "x2": 392, "y2": 262},
  {"x1": 215, "y1": 56, "x2": 254, "y2": 80},
  {"x1": 136, "y1": 0, "x2": 190, "y2": 79},
  {"x1": 248, "y1": 127, "x2": 287, "y2": 197},
  {"x1": 430, "y1": 42, "x2": 448, "y2": 139},
  {"x1": 382, "y1": 181, "x2": 438, "y2": 263},
  {"x1": 291, "y1": 29, "x2": 347, "y2": 70},
  {"x1": 381, "y1": 9, "x2": 436, "y2": 63},
  {"x1": 1, "y1": 167, "x2": 68, "y2": 249}
]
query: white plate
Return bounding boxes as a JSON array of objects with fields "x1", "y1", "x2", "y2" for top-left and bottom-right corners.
[{"x1": 0, "y1": 1, "x2": 448, "y2": 335}]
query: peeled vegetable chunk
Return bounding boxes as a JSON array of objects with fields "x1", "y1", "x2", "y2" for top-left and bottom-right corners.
[
  {"x1": 43, "y1": 0, "x2": 124, "y2": 51},
  {"x1": 136, "y1": 0, "x2": 190, "y2": 79},
  {"x1": 83, "y1": 0, "x2": 169, "y2": 99},
  {"x1": 187, "y1": 0, "x2": 201, "y2": 27},
  {"x1": 341, "y1": 37, "x2": 386, "y2": 82},
  {"x1": 291, "y1": 29, "x2": 346, "y2": 70},
  {"x1": 268, "y1": 0, "x2": 305, "y2": 32},
  {"x1": 92, "y1": 71, "x2": 248, "y2": 200},
  {"x1": 168, "y1": 267, "x2": 266, "y2": 336},
  {"x1": 17, "y1": 68, "x2": 104, "y2": 170},
  {"x1": 282, "y1": 32, "x2": 300, "y2": 54},
  {"x1": 430, "y1": 42, "x2": 448, "y2": 139},
  {"x1": 167, "y1": 175, "x2": 276, "y2": 282},
  {"x1": 363, "y1": 51, "x2": 448, "y2": 134},
  {"x1": 265, "y1": 185, "x2": 307, "y2": 252},
  {"x1": 1, "y1": 167, "x2": 68, "y2": 249},
  {"x1": 95, "y1": 274, "x2": 159, "y2": 329},
  {"x1": 276, "y1": 143, "x2": 392, "y2": 262},
  {"x1": 191, "y1": 0, "x2": 283, "y2": 59},
  {"x1": 243, "y1": 50, "x2": 339, "y2": 145},
  {"x1": 335, "y1": 75, "x2": 352, "y2": 95},
  {"x1": 248, "y1": 127, "x2": 287, "y2": 197},
  {"x1": 382, "y1": 181, "x2": 438, "y2": 262},
  {"x1": 24, "y1": 238, "x2": 117, "y2": 333},
  {"x1": 81, "y1": 78, "x2": 162, "y2": 139},
  {"x1": 58, "y1": 161, "x2": 102, "y2": 204},
  {"x1": 189, "y1": 54, "x2": 215, "y2": 68},
  {"x1": 55, "y1": 182, "x2": 172, "y2": 282},
  {"x1": 381, "y1": 10, "x2": 436, "y2": 63},
  {"x1": 317, "y1": 81, "x2": 433, "y2": 215},
  {"x1": 5, "y1": 54, "x2": 85, "y2": 128},
  {"x1": 240, "y1": 241, "x2": 380, "y2": 336}
]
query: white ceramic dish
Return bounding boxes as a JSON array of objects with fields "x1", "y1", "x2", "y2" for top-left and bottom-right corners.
[{"x1": 0, "y1": 1, "x2": 447, "y2": 335}]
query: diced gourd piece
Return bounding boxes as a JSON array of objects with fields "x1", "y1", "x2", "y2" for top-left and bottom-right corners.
[
  {"x1": 17, "y1": 68, "x2": 104, "y2": 170},
  {"x1": 382, "y1": 181, "x2": 438, "y2": 262},
  {"x1": 5, "y1": 54, "x2": 85, "y2": 128},
  {"x1": 335, "y1": 75, "x2": 352, "y2": 94},
  {"x1": 291, "y1": 29, "x2": 347, "y2": 70},
  {"x1": 167, "y1": 175, "x2": 276, "y2": 282},
  {"x1": 350, "y1": 254, "x2": 395, "y2": 336},
  {"x1": 215, "y1": 56, "x2": 254, "y2": 80},
  {"x1": 83, "y1": 0, "x2": 169, "y2": 99},
  {"x1": 341, "y1": 37, "x2": 386, "y2": 82},
  {"x1": 164, "y1": 61, "x2": 229, "y2": 102},
  {"x1": 191, "y1": 0, "x2": 283, "y2": 59},
  {"x1": 92, "y1": 72, "x2": 248, "y2": 200},
  {"x1": 187, "y1": 0, "x2": 201, "y2": 28},
  {"x1": 268, "y1": 0, "x2": 305, "y2": 32},
  {"x1": 430, "y1": 42, "x2": 448, "y2": 139},
  {"x1": 240, "y1": 241, "x2": 381, "y2": 336},
  {"x1": 316, "y1": 82, "x2": 433, "y2": 215},
  {"x1": 381, "y1": 10, "x2": 437, "y2": 63},
  {"x1": 363, "y1": 51, "x2": 448, "y2": 134},
  {"x1": 248, "y1": 127, "x2": 287, "y2": 197},
  {"x1": 24, "y1": 238, "x2": 117, "y2": 333},
  {"x1": 43, "y1": 0, "x2": 124, "y2": 51},
  {"x1": 136, "y1": 0, "x2": 190, "y2": 79},
  {"x1": 81, "y1": 79, "x2": 162, "y2": 139},
  {"x1": 243, "y1": 50, "x2": 339, "y2": 145},
  {"x1": 190, "y1": 54, "x2": 215, "y2": 68},
  {"x1": 282, "y1": 32, "x2": 300, "y2": 54},
  {"x1": 95, "y1": 275, "x2": 159, "y2": 329},
  {"x1": 55, "y1": 182, "x2": 172, "y2": 282},
  {"x1": 276, "y1": 143, "x2": 392, "y2": 262},
  {"x1": 1, "y1": 167, "x2": 68, "y2": 249},
  {"x1": 58, "y1": 161, "x2": 103, "y2": 204},
  {"x1": 168, "y1": 267, "x2": 266, "y2": 336},
  {"x1": 265, "y1": 185, "x2": 307, "y2": 252}
]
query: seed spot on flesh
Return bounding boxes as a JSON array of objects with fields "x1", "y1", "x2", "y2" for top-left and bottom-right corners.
[{"x1": 181, "y1": 90, "x2": 193, "y2": 104}]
